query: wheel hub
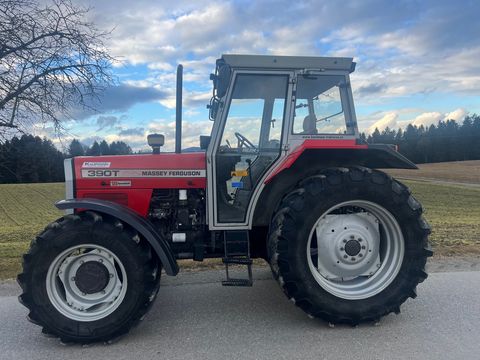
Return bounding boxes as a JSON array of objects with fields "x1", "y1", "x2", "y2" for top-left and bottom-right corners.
[
  {"x1": 314, "y1": 212, "x2": 381, "y2": 279},
  {"x1": 75, "y1": 261, "x2": 110, "y2": 294},
  {"x1": 46, "y1": 245, "x2": 127, "y2": 322},
  {"x1": 344, "y1": 239, "x2": 361, "y2": 256}
]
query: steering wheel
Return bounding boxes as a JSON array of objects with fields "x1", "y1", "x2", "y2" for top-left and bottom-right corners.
[{"x1": 234, "y1": 132, "x2": 256, "y2": 149}]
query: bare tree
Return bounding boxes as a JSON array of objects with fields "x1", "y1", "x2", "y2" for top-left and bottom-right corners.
[{"x1": 0, "y1": 0, "x2": 115, "y2": 139}]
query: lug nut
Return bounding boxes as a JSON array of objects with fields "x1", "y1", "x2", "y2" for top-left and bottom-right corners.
[
  {"x1": 343, "y1": 239, "x2": 347, "y2": 243},
  {"x1": 340, "y1": 247, "x2": 344, "y2": 251},
  {"x1": 350, "y1": 235, "x2": 355, "y2": 239},
  {"x1": 362, "y1": 246, "x2": 366, "y2": 249},
  {"x1": 109, "y1": 273, "x2": 114, "y2": 278},
  {"x1": 98, "y1": 258, "x2": 103, "y2": 263},
  {"x1": 343, "y1": 255, "x2": 348, "y2": 259},
  {"x1": 71, "y1": 277, "x2": 75, "y2": 281},
  {"x1": 358, "y1": 238, "x2": 362, "y2": 242},
  {"x1": 359, "y1": 254, "x2": 363, "y2": 257},
  {"x1": 351, "y1": 257, "x2": 356, "y2": 261}
]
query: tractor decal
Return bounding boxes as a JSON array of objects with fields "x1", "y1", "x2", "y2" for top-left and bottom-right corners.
[{"x1": 81, "y1": 169, "x2": 206, "y2": 178}]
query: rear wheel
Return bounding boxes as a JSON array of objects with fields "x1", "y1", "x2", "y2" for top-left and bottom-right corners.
[
  {"x1": 268, "y1": 167, "x2": 432, "y2": 324},
  {"x1": 17, "y1": 211, "x2": 161, "y2": 343}
]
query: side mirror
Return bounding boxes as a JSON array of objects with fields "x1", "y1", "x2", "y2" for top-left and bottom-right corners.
[{"x1": 147, "y1": 133, "x2": 165, "y2": 154}]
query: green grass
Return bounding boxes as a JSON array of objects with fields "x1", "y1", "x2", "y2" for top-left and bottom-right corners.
[
  {"x1": 403, "y1": 180, "x2": 480, "y2": 255},
  {"x1": 0, "y1": 183, "x2": 64, "y2": 279},
  {"x1": 0, "y1": 180, "x2": 479, "y2": 279}
]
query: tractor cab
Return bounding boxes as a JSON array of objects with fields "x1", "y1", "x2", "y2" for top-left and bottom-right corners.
[{"x1": 205, "y1": 55, "x2": 359, "y2": 228}]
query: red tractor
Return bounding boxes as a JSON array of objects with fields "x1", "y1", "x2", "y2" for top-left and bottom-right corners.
[{"x1": 18, "y1": 54, "x2": 432, "y2": 343}]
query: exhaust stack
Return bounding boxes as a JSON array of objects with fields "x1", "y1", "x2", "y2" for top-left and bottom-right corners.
[{"x1": 175, "y1": 64, "x2": 183, "y2": 154}]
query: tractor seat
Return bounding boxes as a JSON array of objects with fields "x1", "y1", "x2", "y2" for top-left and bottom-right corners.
[{"x1": 302, "y1": 114, "x2": 318, "y2": 134}]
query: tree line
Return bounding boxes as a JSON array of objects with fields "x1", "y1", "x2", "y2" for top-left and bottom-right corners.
[
  {"x1": 0, "y1": 136, "x2": 132, "y2": 184},
  {"x1": 360, "y1": 114, "x2": 480, "y2": 164},
  {"x1": 1, "y1": 115, "x2": 479, "y2": 184}
]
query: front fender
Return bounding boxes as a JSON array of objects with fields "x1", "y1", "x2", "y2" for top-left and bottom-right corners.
[{"x1": 55, "y1": 198, "x2": 179, "y2": 276}]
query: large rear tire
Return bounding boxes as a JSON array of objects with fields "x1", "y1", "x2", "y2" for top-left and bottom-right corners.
[
  {"x1": 17, "y1": 211, "x2": 161, "y2": 343},
  {"x1": 268, "y1": 167, "x2": 432, "y2": 324}
]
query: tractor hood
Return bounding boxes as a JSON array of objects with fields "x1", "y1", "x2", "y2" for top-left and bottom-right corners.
[{"x1": 72, "y1": 152, "x2": 207, "y2": 191}]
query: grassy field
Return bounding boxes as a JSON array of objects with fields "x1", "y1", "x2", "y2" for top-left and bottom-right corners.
[
  {"x1": 387, "y1": 160, "x2": 480, "y2": 184},
  {"x1": 0, "y1": 183, "x2": 65, "y2": 280},
  {"x1": 0, "y1": 162, "x2": 479, "y2": 279}
]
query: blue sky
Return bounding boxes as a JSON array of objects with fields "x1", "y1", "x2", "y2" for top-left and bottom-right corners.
[{"x1": 34, "y1": 0, "x2": 480, "y2": 151}]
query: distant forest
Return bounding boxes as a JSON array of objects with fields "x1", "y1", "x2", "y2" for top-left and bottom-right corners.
[
  {"x1": 0, "y1": 137, "x2": 132, "y2": 184},
  {"x1": 360, "y1": 114, "x2": 480, "y2": 164},
  {"x1": 0, "y1": 114, "x2": 479, "y2": 184}
]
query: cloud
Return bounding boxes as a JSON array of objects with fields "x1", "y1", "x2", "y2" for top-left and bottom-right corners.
[
  {"x1": 96, "y1": 115, "x2": 119, "y2": 130},
  {"x1": 367, "y1": 112, "x2": 399, "y2": 133},
  {"x1": 360, "y1": 107, "x2": 468, "y2": 134},
  {"x1": 80, "y1": 135, "x2": 104, "y2": 147},
  {"x1": 356, "y1": 83, "x2": 387, "y2": 97},
  {"x1": 411, "y1": 112, "x2": 443, "y2": 127},
  {"x1": 78, "y1": 0, "x2": 480, "y2": 102},
  {"x1": 70, "y1": 84, "x2": 168, "y2": 120},
  {"x1": 411, "y1": 108, "x2": 467, "y2": 127},
  {"x1": 445, "y1": 108, "x2": 467, "y2": 122},
  {"x1": 38, "y1": 0, "x2": 479, "y2": 149},
  {"x1": 118, "y1": 127, "x2": 145, "y2": 136},
  {"x1": 147, "y1": 119, "x2": 212, "y2": 151}
]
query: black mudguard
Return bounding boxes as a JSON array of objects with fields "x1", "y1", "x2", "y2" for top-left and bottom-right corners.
[
  {"x1": 55, "y1": 198, "x2": 179, "y2": 276},
  {"x1": 253, "y1": 144, "x2": 417, "y2": 226}
]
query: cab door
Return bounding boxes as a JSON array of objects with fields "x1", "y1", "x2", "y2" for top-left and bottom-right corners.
[{"x1": 207, "y1": 71, "x2": 292, "y2": 228}]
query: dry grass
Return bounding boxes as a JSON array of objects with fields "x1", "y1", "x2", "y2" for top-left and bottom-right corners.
[
  {"x1": 401, "y1": 180, "x2": 480, "y2": 256},
  {"x1": 387, "y1": 160, "x2": 480, "y2": 185}
]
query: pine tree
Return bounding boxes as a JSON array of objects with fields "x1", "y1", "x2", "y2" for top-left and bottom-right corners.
[
  {"x1": 68, "y1": 139, "x2": 85, "y2": 157},
  {"x1": 86, "y1": 141, "x2": 101, "y2": 156}
]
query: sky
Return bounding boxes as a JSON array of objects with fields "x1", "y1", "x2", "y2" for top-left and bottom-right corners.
[{"x1": 34, "y1": 0, "x2": 480, "y2": 152}]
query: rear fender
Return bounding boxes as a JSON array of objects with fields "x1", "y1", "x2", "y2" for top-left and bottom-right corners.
[
  {"x1": 253, "y1": 144, "x2": 417, "y2": 226},
  {"x1": 55, "y1": 198, "x2": 179, "y2": 276}
]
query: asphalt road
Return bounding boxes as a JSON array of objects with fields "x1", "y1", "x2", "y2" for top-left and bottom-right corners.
[{"x1": 1, "y1": 267, "x2": 479, "y2": 360}]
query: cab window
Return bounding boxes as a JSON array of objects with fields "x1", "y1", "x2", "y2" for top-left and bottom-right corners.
[{"x1": 293, "y1": 75, "x2": 353, "y2": 135}]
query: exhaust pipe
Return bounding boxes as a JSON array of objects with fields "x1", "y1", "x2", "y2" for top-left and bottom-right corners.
[{"x1": 175, "y1": 64, "x2": 183, "y2": 154}]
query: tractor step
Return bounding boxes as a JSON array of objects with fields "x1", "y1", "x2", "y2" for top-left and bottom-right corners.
[
  {"x1": 222, "y1": 257, "x2": 253, "y2": 265},
  {"x1": 221, "y1": 278, "x2": 252, "y2": 287},
  {"x1": 222, "y1": 230, "x2": 253, "y2": 287}
]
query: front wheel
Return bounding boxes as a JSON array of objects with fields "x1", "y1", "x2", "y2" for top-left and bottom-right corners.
[
  {"x1": 268, "y1": 167, "x2": 432, "y2": 324},
  {"x1": 17, "y1": 212, "x2": 161, "y2": 343}
]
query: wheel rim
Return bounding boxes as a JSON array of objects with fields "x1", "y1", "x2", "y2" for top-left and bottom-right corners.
[
  {"x1": 46, "y1": 244, "x2": 127, "y2": 322},
  {"x1": 306, "y1": 200, "x2": 404, "y2": 300}
]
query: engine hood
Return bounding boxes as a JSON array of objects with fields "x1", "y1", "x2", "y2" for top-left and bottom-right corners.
[{"x1": 73, "y1": 152, "x2": 206, "y2": 190}]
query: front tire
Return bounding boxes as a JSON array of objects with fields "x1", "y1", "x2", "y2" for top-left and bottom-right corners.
[
  {"x1": 268, "y1": 167, "x2": 432, "y2": 324},
  {"x1": 17, "y1": 211, "x2": 161, "y2": 343}
]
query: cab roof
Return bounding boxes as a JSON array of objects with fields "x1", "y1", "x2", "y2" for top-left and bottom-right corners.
[{"x1": 221, "y1": 54, "x2": 355, "y2": 73}]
